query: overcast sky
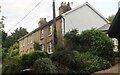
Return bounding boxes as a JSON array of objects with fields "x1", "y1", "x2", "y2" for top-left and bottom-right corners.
[{"x1": 1, "y1": 0, "x2": 120, "y2": 35}]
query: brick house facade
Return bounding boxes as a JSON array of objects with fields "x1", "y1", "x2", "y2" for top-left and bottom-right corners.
[
  {"x1": 18, "y1": 2, "x2": 71, "y2": 55},
  {"x1": 18, "y1": 16, "x2": 62, "y2": 55}
]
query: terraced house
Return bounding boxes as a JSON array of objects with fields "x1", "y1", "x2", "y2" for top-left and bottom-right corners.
[{"x1": 19, "y1": 2, "x2": 111, "y2": 55}]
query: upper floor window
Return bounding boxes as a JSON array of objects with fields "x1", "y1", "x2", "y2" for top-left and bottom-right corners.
[
  {"x1": 48, "y1": 25, "x2": 52, "y2": 36},
  {"x1": 47, "y1": 42, "x2": 53, "y2": 54},
  {"x1": 30, "y1": 36, "x2": 32, "y2": 43},
  {"x1": 41, "y1": 29, "x2": 44, "y2": 39},
  {"x1": 27, "y1": 35, "x2": 32, "y2": 44}
]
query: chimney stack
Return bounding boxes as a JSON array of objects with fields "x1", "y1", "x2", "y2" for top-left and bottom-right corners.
[
  {"x1": 38, "y1": 18, "x2": 47, "y2": 27},
  {"x1": 59, "y1": 2, "x2": 72, "y2": 15}
]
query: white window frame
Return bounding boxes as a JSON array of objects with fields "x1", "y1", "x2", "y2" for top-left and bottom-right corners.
[
  {"x1": 48, "y1": 25, "x2": 52, "y2": 36},
  {"x1": 30, "y1": 36, "x2": 32, "y2": 44},
  {"x1": 41, "y1": 29, "x2": 44, "y2": 39},
  {"x1": 112, "y1": 38, "x2": 118, "y2": 52},
  {"x1": 27, "y1": 37, "x2": 30, "y2": 44},
  {"x1": 47, "y1": 42, "x2": 53, "y2": 54},
  {"x1": 42, "y1": 44, "x2": 45, "y2": 51}
]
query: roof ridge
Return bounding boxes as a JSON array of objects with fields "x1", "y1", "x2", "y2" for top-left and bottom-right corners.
[{"x1": 62, "y1": 2, "x2": 110, "y2": 23}]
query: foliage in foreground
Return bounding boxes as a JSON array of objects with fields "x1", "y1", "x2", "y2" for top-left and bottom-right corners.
[
  {"x1": 33, "y1": 58, "x2": 57, "y2": 74},
  {"x1": 51, "y1": 50, "x2": 112, "y2": 74},
  {"x1": 51, "y1": 29, "x2": 114, "y2": 73},
  {"x1": 79, "y1": 29, "x2": 114, "y2": 62},
  {"x1": 74, "y1": 51, "x2": 112, "y2": 74},
  {"x1": 2, "y1": 51, "x2": 53, "y2": 74},
  {"x1": 64, "y1": 29, "x2": 114, "y2": 62},
  {"x1": 20, "y1": 50, "x2": 48, "y2": 69},
  {"x1": 2, "y1": 29, "x2": 115, "y2": 74},
  {"x1": 2, "y1": 56, "x2": 22, "y2": 75}
]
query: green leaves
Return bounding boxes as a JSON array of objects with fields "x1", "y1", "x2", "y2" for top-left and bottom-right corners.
[
  {"x1": 79, "y1": 29, "x2": 114, "y2": 61},
  {"x1": 33, "y1": 41, "x2": 41, "y2": 50},
  {"x1": 108, "y1": 14, "x2": 115, "y2": 23},
  {"x1": 52, "y1": 28, "x2": 114, "y2": 73},
  {"x1": 20, "y1": 50, "x2": 48, "y2": 69},
  {"x1": 33, "y1": 58, "x2": 57, "y2": 74},
  {"x1": 2, "y1": 27, "x2": 28, "y2": 48}
]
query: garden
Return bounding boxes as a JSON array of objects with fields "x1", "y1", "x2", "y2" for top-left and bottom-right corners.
[{"x1": 2, "y1": 29, "x2": 117, "y2": 75}]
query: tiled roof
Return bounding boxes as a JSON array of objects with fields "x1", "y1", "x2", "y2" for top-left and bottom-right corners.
[{"x1": 18, "y1": 15, "x2": 62, "y2": 41}]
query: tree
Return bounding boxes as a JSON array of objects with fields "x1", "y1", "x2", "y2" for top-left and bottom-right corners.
[
  {"x1": 108, "y1": 14, "x2": 115, "y2": 23},
  {"x1": 7, "y1": 43, "x2": 19, "y2": 57},
  {"x1": 2, "y1": 27, "x2": 28, "y2": 48},
  {"x1": 0, "y1": 15, "x2": 5, "y2": 29},
  {"x1": 11, "y1": 27, "x2": 28, "y2": 41},
  {"x1": 2, "y1": 30, "x2": 7, "y2": 43}
]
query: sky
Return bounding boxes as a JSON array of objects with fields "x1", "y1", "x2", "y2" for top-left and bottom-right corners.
[{"x1": 0, "y1": 0, "x2": 120, "y2": 35}]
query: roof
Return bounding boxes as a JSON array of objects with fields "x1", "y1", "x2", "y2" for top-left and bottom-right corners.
[
  {"x1": 99, "y1": 23, "x2": 111, "y2": 31},
  {"x1": 62, "y1": 2, "x2": 110, "y2": 23},
  {"x1": 108, "y1": 8, "x2": 120, "y2": 38},
  {"x1": 18, "y1": 15, "x2": 62, "y2": 41}
]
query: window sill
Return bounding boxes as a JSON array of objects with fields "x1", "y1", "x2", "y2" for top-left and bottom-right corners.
[
  {"x1": 48, "y1": 52, "x2": 53, "y2": 54},
  {"x1": 30, "y1": 42, "x2": 33, "y2": 44},
  {"x1": 48, "y1": 34, "x2": 52, "y2": 37},
  {"x1": 40, "y1": 37, "x2": 44, "y2": 40}
]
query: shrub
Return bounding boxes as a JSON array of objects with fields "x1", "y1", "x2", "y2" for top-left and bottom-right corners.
[
  {"x1": 51, "y1": 50, "x2": 85, "y2": 73},
  {"x1": 2, "y1": 56, "x2": 23, "y2": 75},
  {"x1": 33, "y1": 41, "x2": 41, "y2": 50},
  {"x1": 51, "y1": 50, "x2": 112, "y2": 74},
  {"x1": 74, "y1": 52, "x2": 112, "y2": 74},
  {"x1": 6, "y1": 43, "x2": 19, "y2": 58},
  {"x1": 33, "y1": 58, "x2": 57, "y2": 74},
  {"x1": 64, "y1": 29, "x2": 80, "y2": 50},
  {"x1": 9, "y1": 49, "x2": 19, "y2": 57},
  {"x1": 20, "y1": 50, "x2": 48, "y2": 69},
  {"x1": 78, "y1": 29, "x2": 114, "y2": 61}
]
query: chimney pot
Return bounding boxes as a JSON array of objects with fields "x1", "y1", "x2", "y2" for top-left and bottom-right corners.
[
  {"x1": 38, "y1": 18, "x2": 47, "y2": 27},
  {"x1": 67, "y1": 2, "x2": 70, "y2": 6},
  {"x1": 59, "y1": 2, "x2": 72, "y2": 15}
]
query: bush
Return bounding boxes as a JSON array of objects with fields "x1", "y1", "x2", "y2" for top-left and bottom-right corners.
[
  {"x1": 74, "y1": 52, "x2": 112, "y2": 74},
  {"x1": 51, "y1": 50, "x2": 74, "y2": 66},
  {"x1": 2, "y1": 56, "x2": 23, "y2": 75},
  {"x1": 51, "y1": 50, "x2": 85, "y2": 73},
  {"x1": 33, "y1": 41, "x2": 41, "y2": 50},
  {"x1": 20, "y1": 50, "x2": 48, "y2": 69},
  {"x1": 6, "y1": 43, "x2": 19, "y2": 58},
  {"x1": 78, "y1": 29, "x2": 114, "y2": 61},
  {"x1": 64, "y1": 29, "x2": 80, "y2": 50},
  {"x1": 51, "y1": 50, "x2": 112, "y2": 74},
  {"x1": 33, "y1": 58, "x2": 57, "y2": 74}
]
